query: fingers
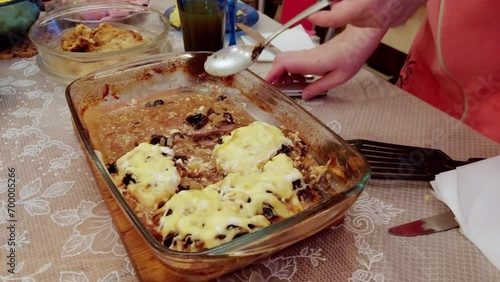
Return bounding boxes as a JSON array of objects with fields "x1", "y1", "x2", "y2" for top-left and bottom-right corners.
[
  {"x1": 265, "y1": 51, "x2": 317, "y2": 83},
  {"x1": 277, "y1": 73, "x2": 307, "y2": 84},
  {"x1": 265, "y1": 42, "x2": 358, "y2": 100},
  {"x1": 266, "y1": 71, "x2": 307, "y2": 84},
  {"x1": 267, "y1": 64, "x2": 350, "y2": 100},
  {"x1": 301, "y1": 71, "x2": 350, "y2": 100},
  {"x1": 265, "y1": 63, "x2": 287, "y2": 84},
  {"x1": 270, "y1": 48, "x2": 333, "y2": 76}
]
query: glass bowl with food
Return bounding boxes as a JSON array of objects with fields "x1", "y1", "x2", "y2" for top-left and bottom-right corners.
[
  {"x1": 29, "y1": 1, "x2": 171, "y2": 84},
  {"x1": 66, "y1": 52, "x2": 371, "y2": 281}
]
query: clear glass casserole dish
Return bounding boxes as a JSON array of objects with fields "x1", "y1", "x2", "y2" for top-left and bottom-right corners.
[
  {"x1": 29, "y1": 1, "x2": 171, "y2": 84},
  {"x1": 65, "y1": 52, "x2": 371, "y2": 281}
]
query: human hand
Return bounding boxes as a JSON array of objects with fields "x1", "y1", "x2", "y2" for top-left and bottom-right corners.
[
  {"x1": 266, "y1": 25, "x2": 387, "y2": 99},
  {"x1": 310, "y1": 0, "x2": 427, "y2": 28}
]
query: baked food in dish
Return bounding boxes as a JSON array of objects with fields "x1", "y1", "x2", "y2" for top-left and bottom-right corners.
[
  {"x1": 60, "y1": 22, "x2": 149, "y2": 52},
  {"x1": 84, "y1": 86, "x2": 344, "y2": 252},
  {"x1": 66, "y1": 53, "x2": 370, "y2": 279}
]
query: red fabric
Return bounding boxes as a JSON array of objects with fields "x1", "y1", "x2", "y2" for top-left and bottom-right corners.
[
  {"x1": 280, "y1": 0, "x2": 315, "y2": 31},
  {"x1": 398, "y1": 0, "x2": 500, "y2": 142}
]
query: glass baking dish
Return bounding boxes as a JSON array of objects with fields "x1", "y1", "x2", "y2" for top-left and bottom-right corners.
[{"x1": 65, "y1": 52, "x2": 371, "y2": 281}]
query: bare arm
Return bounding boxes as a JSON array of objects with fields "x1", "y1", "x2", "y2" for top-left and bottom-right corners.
[{"x1": 311, "y1": 0, "x2": 427, "y2": 28}]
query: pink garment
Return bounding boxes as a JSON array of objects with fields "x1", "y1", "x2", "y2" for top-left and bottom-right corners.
[
  {"x1": 281, "y1": 0, "x2": 316, "y2": 34},
  {"x1": 398, "y1": 0, "x2": 500, "y2": 142}
]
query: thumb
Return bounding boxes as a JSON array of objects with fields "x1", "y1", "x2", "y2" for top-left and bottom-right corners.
[
  {"x1": 302, "y1": 71, "x2": 350, "y2": 100},
  {"x1": 301, "y1": 80, "x2": 331, "y2": 100}
]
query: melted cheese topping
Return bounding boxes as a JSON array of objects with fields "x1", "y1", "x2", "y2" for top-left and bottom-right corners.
[
  {"x1": 114, "y1": 122, "x2": 309, "y2": 251},
  {"x1": 159, "y1": 154, "x2": 305, "y2": 250},
  {"x1": 211, "y1": 154, "x2": 304, "y2": 218},
  {"x1": 213, "y1": 121, "x2": 292, "y2": 174},
  {"x1": 159, "y1": 188, "x2": 269, "y2": 251},
  {"x1": 115, "y1": 143, "x2": 180, "y2": 211}
]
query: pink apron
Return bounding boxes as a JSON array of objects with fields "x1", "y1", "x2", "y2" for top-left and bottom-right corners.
[{"x1": 398, "y1": 0, "x2": 500, "y2": 142}]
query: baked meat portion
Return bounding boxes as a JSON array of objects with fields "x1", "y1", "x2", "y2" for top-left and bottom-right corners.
[{"x1": 61, "y1": 22, "x2": 148, "y2": 52}]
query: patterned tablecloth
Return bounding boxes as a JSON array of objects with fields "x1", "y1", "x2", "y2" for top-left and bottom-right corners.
[{"x1": 1, "y1": 2, "x2": 500, "y2": 282}]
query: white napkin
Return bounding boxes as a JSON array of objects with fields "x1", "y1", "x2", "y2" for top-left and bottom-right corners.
[
  {"x1": 240, "y1": 25, "x2": 316, "y2": 62},
  {"x1": 430, "y1": 155, "x2": 500, "y2": 270}
]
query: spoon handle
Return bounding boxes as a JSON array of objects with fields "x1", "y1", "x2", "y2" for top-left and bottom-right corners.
[
  {"x1": 264, "y1": 0, "x2": 332, "y2": 46},
  {"x1": 228, "y1": 0, "x2": 237, "y2": 46}
]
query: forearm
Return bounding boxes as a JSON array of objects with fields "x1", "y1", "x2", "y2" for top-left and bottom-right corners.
[{"x1": 310, "y1": 0, "x2": 428, "y2": 28}]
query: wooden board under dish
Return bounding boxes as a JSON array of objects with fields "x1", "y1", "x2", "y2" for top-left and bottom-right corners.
[
  {"x1": 77, "y1": 128, "x2": 183, "y2": 282},
  {"x1": 95, "y1": 173, "x2": 183, "y2": 282}
]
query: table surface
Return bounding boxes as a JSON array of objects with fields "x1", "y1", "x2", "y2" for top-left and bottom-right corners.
[{"x1": 1, "y1": 1, "x2": 500, "y2": 281}]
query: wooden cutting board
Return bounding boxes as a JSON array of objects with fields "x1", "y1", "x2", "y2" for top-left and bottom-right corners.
[{"x1": 91, "y1": 162, "x2": 184, "y2": 282}]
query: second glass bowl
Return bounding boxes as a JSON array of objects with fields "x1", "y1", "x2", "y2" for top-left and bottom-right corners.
[{"x1": 29, "y1": 1, "x2": 171, "y2": 84}]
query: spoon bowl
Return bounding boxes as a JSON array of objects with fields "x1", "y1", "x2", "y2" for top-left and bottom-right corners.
[
  {"x1": 204, "y1": 44, "x2": 264, "y2": 76},
  {"x1": 204, "y1": 0, "x2": 331, "y2": 76}
]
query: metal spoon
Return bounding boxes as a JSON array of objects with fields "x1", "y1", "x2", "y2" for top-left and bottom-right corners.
[{"x1": 204, "y1": 0, "x2": 332, "y2": 76}]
